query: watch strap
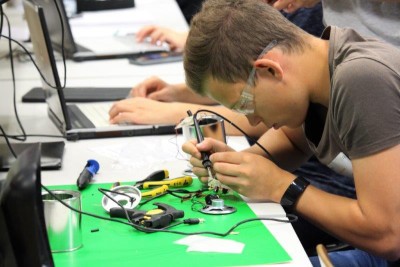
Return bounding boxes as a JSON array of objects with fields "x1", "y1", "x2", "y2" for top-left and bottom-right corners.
[{"x1": 280, "y1": 176, "x2": 310, "y2": 211}]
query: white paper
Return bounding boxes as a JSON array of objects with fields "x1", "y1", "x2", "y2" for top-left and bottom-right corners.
[
  {"x1": 89, "y1": 135, "x2": 187, "y2": 170},
  {"x1": 175, "y1": 235, "x2": 245, "y2": 254}
]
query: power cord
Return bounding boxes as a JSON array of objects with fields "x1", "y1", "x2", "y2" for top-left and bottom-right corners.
[
  {"x1": 0, "y1": 34, "x2": 68, "y2": 90},
  {"x1": 0, "y1": 1, "x2": 68, "y2": 156},
  {"x1": 0, "y1": 133, "x2": 64, "y2": 140},
  {"x1": 0, "y1": 125, "x2": 17, "y2": 158},
  {"x1": 0, "y1": 0, "x2": 68, "y2": 89},
  {"x1": 1, "y1": 12, "x2": 27, "y2": 142},
  {"x1": 0, "y1": 5, "x2": 3, "y2": 41},
  {"x1": 42, "y1": 184, "x2": 297, "y2": 236}
]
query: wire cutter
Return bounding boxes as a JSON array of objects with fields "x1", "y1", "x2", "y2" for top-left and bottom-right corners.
[{"x1": 140, "y1": 175, "x2": 193, "y2": 198}]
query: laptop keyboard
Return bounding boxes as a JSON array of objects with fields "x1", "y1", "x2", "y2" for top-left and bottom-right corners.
[{"x1": 76, "y1": 103, "x2": 113, "y2": 128}]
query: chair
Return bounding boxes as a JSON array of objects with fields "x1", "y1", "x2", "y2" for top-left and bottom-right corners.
[{"x1": 316, "y1": 244, "x2": 334, "y2": 267}]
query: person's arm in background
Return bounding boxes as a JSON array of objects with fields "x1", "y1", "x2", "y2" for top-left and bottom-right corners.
[
  {"x1": 109, "y1": 96, "x2": 268, "y2": 137},
  {"x1": 130, "y1": 76, "x2": 215, "y2": 105},
  {"x1": 272, "y1": 0, "x2": 320, "y2": 13},
  {"x1": 135, "y1": 26, "x2": 188, "y2": 51}
]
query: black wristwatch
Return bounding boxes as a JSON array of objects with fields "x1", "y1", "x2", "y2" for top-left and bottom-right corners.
[{"x1": 280, "y1": 176, "x2": 310, "y2": 211}]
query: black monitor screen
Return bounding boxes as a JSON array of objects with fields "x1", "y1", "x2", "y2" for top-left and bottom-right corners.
[{"x1": 0, "y1": 143, "x2": 54, "y2": 267}]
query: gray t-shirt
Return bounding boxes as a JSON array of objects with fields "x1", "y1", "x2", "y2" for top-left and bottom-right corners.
[
  {"x1": 322, "y1": 0, "x2": 400, "y2": 47},
  {"x1": 305, "y1": 26, "x2": 400, "y2": 175}
]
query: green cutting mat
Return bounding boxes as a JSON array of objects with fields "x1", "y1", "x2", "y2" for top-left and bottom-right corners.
[{"x1": 49, "y1": 180, "x2": 291, "y2": 267}]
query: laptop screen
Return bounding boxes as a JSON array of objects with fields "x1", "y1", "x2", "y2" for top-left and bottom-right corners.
[
  {"x1": 24, "y1": 0, "x2": 72, "y2": 132},
  {"x1": 24, "y1": 0, "x2": 176, "y2": 139},
  {"x1": 31, "y1": 0, "x2": 78, "y2": 57}
]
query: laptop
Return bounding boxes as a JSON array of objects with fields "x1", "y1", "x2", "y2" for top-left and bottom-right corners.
[
  {"x1": 29, "y1": 0, "x2": 169, "y2": 61},
  {"x1": 23, "y1": 0, "x2": 176, "y2": 140}
]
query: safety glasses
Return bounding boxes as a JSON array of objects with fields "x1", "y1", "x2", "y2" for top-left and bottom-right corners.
[{"x1": 231, "y1": 40, "x2": 278, "y2": 115}]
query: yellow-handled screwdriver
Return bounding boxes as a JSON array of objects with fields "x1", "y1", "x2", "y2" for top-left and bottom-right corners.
[{"x1": 142, "y1": 176, "x2": 193, "y2": 189}]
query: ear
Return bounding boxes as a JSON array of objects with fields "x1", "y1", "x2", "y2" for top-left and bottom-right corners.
[{"x1": 254, "y1": 58, "x2": 283, "y2": 81}]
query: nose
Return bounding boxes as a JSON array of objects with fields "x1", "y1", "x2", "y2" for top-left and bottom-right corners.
[{"x1": 246, "y1": 114, "x2": 262, "y2": 126}]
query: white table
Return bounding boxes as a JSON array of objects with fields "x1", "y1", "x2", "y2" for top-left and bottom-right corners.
[{"x1": 0, "y1": 2, "x2": 312, "y2": 266}]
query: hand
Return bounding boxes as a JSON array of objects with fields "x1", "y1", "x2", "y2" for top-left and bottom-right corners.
[
  {"x1": 211, "y1": 151, "x2": 293, "y2": 202},
  {"x1": 182, "y1": 138, "x2": 235, "y2": 184},
  {"x1": 130, "y1": 76, "x2": 186, "y2": 102},
  {"x1": 109, "y1": 97, "x2": 186, "y2": 125},
  {"x1": 272, "y1": 0, "x2": 320, "y2": 13},
  {"x1": 136, "y1": 25, "x2": 188, "y2": 51},
  {"x1": 183, "y1": 138, "x2": 294, "y2": 202}
]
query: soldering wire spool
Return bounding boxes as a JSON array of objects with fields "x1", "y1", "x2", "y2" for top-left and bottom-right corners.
[
  {"x1": 102, "y1": 185, "x2": 141, "y2": 213},
  {"x1": 200, "y1": 198, "x2": 236, "y2": 215}
]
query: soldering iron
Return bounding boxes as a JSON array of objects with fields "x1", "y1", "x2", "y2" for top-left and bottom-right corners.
[
  {"x1": 186, "y1": 110, "x2": 226, "y2": 195},
  {"x1": 187, "y1": 111, "x2": 214, "y2": 181}
]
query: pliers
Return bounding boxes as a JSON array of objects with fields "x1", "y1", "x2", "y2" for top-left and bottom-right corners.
[{"x1": 135, "y1": 170, "x2": 193, "y2": 198}]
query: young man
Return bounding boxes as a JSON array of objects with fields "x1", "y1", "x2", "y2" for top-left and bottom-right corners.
[{"x1": 182, "y1": 0, "x2": 400, "y2": 266}]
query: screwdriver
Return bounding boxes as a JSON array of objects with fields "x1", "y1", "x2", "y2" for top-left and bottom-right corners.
[
  {"x1": 187, "y1": 111, "x2": 215, "y2": 183},
  {"x1": 135, "y1": 170, "x2": 169, "y2": 189},
  {"x1": 142, "y1": 175, "x2": 193, "y2": 189}
]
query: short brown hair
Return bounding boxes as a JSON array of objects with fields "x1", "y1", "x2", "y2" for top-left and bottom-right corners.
[{"x1": 184, "y1": 0, "x2": 308, "y2": 95}]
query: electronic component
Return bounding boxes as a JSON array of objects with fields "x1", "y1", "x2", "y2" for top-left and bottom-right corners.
[{"x1": 200, "y1": 199, "x2": 236, "y2": 215}]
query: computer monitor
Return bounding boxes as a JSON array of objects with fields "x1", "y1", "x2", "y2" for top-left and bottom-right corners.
[
  {"x1": 0, "y1": 143, "x2": 54, "y2": 267},
  {"x1": 76, "y1": 0, "x2": 135, "y2": 12}
]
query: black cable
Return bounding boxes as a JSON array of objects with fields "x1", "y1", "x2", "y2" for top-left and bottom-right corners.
[
  {"x1": 0, "y1": 125, "x2": 17, "y2": 158},
  {"x1": 41, "y1": 185, "x2": 136, "y2": 227},
  {"x1": 0, "y1": 133, "x2": 64, "y2": 140},
  {"x1": 138, "y1": 188, "x2": 206, "y2": 206},
  {"x1": 0, "y1": 5, "x2": 3, "y2": 41},
  {"x1": 2, "y1": 13, "x2": 27, "y2": 142},
  {"x1": 98, "y1": 188, "x2": 137, "y2": 204},
  {"x1": 138, "y1": 192, "x2": 168, "y2": 206},
  {"x1": 98, "y1": 187, "x2": 137, "y2": 225},
  {"x1": 0, "y1": 0, "x2": 68, "y2": 89},
  {"x1": 191, "y1": 196, "x2": 206, "y2": 212},
  {"x1": 0, "y1": 0, "x2": 72, "y2": 144},
  {"x1": 193, "y1": 109, "x2": 277, "y2": 164},
  {"x1": 42, "y1": 184, "x2": 297, "y2": 236},
  {"x1": 0, "y1": 35, "x2": 66, "y2": 90}
]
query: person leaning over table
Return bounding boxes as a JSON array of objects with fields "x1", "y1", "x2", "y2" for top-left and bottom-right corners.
[
  {"x1": 108, "y1": 0, "x2": 325, "y2": 138},
  {"x1": 180, "y1": 0, "x2": 400, "y2": 266},
  {"x1": 108, "y1": 0, "x2": 356, "y2": 255}
]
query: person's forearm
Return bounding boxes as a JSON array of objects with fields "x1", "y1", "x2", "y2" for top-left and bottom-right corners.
[
  {"x1": 297, "y1": 186, "x2": 399, "y2": 260},
  {"x1": 174, "y1": 84, "x2": 217, "y2": 105},
  {"x1": 296, "y1": 146, "x2": 400, "y2": 260},
  {"x1": 244, "y1": 127, "x2": 311, "y2": 171}
]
